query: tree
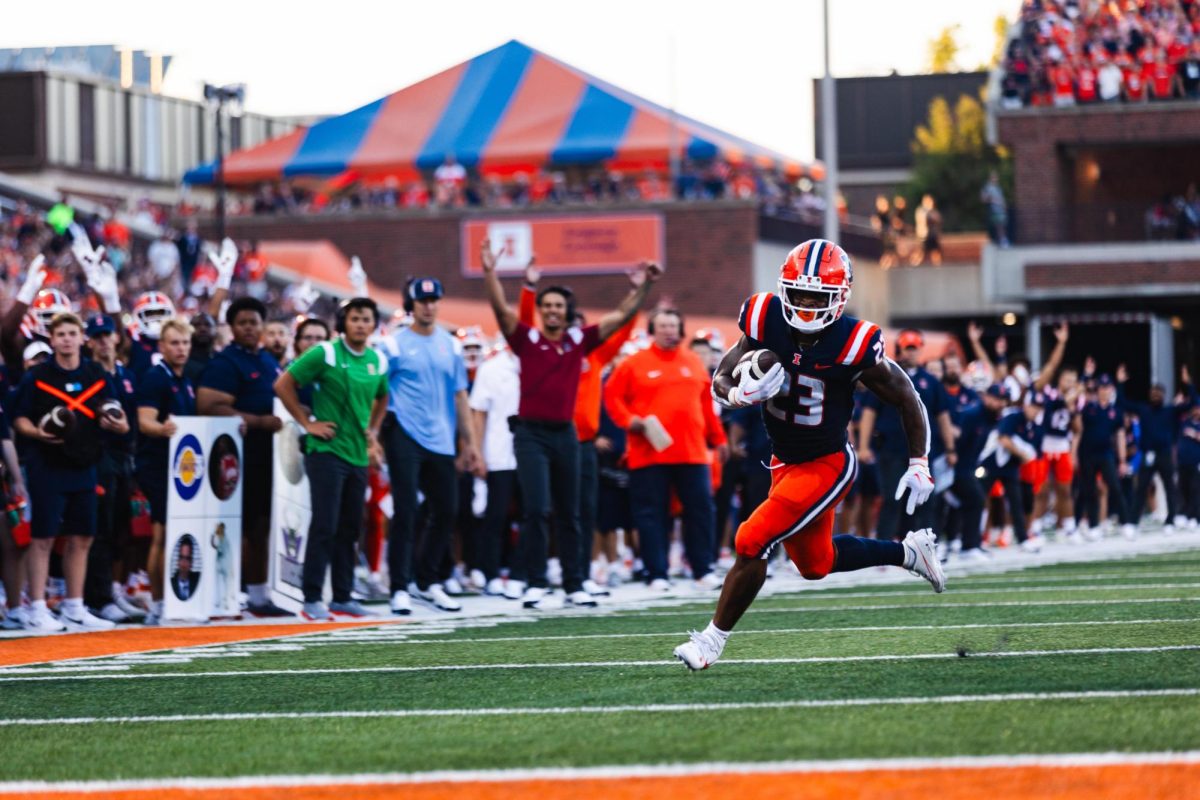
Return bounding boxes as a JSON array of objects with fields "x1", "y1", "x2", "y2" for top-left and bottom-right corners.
[
  {"x1": 990, "y1": 15, "x2": 1010, "y2": 69},
  {"x1": 903, "y1": 92, "x2": 1012, "y2": 232},
  {"x1": 927, "y1": 25, "x2": 962, "y2": 73}
]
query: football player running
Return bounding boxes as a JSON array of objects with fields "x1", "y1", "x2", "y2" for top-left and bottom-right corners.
[{"x1": 674, "y1": 239, "x2": 944, "y2": 671}]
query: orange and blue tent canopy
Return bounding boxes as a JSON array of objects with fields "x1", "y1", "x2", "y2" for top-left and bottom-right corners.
[{"x1": 184, "y1": 39, "x2": 820, "y2": 186}]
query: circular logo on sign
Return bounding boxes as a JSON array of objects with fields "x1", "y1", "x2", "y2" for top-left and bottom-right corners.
[
  {"x1": 173, "y1": 434, "x2": 204, "y2": 500},
  {"x1": 209, "y1": 433, "x2": 240, "y2": 501}
]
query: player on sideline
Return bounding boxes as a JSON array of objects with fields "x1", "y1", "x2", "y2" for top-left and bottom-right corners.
[{"x1": 674, "y1": 239, "x2": 945, "y2": 671}]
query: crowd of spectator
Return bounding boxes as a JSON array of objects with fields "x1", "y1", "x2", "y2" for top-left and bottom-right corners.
[
  {"x1": 0, "y1": 196, "x2": 1196, "y2": 632},
  {"x1": 1145, "y1": 182, "x2": 1200, "y2": 239},
  {"x1": 1000, "y1": 0, "x2": 1200, "y2": 108}
]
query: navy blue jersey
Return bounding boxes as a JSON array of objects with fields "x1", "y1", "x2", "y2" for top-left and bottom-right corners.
[
  {"x1": 737, "y1": 292, "x2": 884, "y2": 464},
  {"x1": 1042, "y1": 389, "x2": 1075, "y2": 440},
  {"x1": 126, "y1": 330, "x2": 160, "y2": 381},
  {"x1": 863, "y1": 366, "x2": 949, "y2": 457},
  {"x1": 979, "y1": 408, "x2": 1041, "y2": 475},
  {"x1": 1179, "y1": 415, "x2": 1200, "y2": 468},
  {"x1": 136, "y1": 362, "x2": 197, "y2": 468},
  {"x1": 1078, "y1": 401, "x2": 1124, "y2": 457},
  {"x1": 955, "y1": 403, "x2": 995, "y2": 469},
  {"x1": 199, "y1": 343, "x2": 281, "y2": 416},
  {"x1": 101, "y1": 362, "x2": 139, "y2": 455},
  {"x1": 945, "y1": 384, "x2": 978, "y2": 421}
]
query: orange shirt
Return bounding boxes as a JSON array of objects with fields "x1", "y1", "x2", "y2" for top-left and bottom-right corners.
[
  {"x1": 517, "y1": 286, "x2": 634, "y2": 441},
  {"x1": 603, "y1": 343, "x2": 726, "y2": 470}
]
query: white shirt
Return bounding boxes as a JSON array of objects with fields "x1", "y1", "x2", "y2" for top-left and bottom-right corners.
[
  {"x1": 148, "y1": 239, "x2": 180, "y2": 279},
  {"x1": 468, "y1": 351, "x2": 520, "y2": 472},
  {"x1": 1098, "y1": 64, "x2": 1123, "y2": 100}
]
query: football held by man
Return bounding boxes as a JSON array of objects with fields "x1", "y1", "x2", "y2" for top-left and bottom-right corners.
[{"x1": 674, "y1": 239, "x2": 945, "y2": 671}]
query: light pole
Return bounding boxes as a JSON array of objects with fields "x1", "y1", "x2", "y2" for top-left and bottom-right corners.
[
  {"x1": 820, "y1": 0, "x2": 839, "y2": 244},
  {"x1": 203, "y1": 82, "x2": 245, "y2": 242}
]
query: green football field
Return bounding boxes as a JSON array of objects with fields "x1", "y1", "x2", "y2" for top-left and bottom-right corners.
[{"x1": 1, "y1": 547, "x2": 1199, "y2": 789}]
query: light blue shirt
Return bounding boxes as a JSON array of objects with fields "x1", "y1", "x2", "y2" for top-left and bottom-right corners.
[{"x1": 380, "y1": 326, "x2": 467, "y2": 456}]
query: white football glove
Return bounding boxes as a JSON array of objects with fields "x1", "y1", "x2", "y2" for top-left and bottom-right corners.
[
  {"x1": 895, "y1": 457, "x2": 934, "y2": 515},
  {"x1": 721, "y1": 362, "x2": 786, "y2": 408},
  {"x1": 16, "y1": 255, "x2": 47, "y2": 305},
  {"x1": 293, "y1": 279, "x2": 320, "y2": 313},
  {"x1": 89, "y1": 261, "x2": 122, "y2": 314},
  {"x1": 348, "y1": 256, "x2": 368, "y2": 297},
  {"x1": 207, "y1": 237, "x2": 239, "y2": 291}
]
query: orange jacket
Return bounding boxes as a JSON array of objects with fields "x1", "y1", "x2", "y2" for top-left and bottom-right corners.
[
  {"x1": 518, "y1": 286, "x2": 634, "y2": 441},
  {"x1": 604, "y1": 343, "x2": 726, "y2": 470}
]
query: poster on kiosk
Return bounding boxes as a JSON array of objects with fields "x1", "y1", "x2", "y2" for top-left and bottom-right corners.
[
  {"x1": 268, "y1": 398, "x2": 323, "y2": 612},
  {"x1": 164, "y1": 417, "x2": 243, "y2": 622}
]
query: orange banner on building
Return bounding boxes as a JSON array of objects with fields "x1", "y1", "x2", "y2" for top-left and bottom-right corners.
[{"x1": 461, "y1": 213, "x2": 664, "y2": 277}]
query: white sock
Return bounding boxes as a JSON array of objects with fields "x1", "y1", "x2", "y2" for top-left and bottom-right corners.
[
  {"x1": 247, "y1": 584, "x2": 269, "y2": 605},
  {"x1": 31, "y1": 599, "x2": 47, "y2": 612},
  {"x1": 61, "y1": 597, "x2": 84, "y2": 616},
  {"x1": 902, "y1": 542, "x2": 917, "y2": 570},
  {"x1": 705, "y1": 622, "x2": 729, "y2": 642}
]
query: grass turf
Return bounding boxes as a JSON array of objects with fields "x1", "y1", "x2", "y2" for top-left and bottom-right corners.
[{"x1": 1, "y1": 550, "x2": 1198, "y2": 781}]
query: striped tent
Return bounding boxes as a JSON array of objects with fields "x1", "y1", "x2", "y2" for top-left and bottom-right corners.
[{"x1": 183, "y1": 39, "x2": 818, "y2": 186}]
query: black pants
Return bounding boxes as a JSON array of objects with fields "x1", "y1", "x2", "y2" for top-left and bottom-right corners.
[
  {"x1": 85, "y1": 454, "x2": 133, "y2": 610},
  {"x1": 876, "y1": 452, "x2": 935, "y2": 541},
  {"x1": 302, "y1": 452, "x2": 367, "y2": 604},
  {"x1": 383, "y1": 420, "x2": 458, "y2": 592},
  {"x1": 1134, "y1": 446, "x2": 1180, "y2": 522},
  {"x1": 477, "y1": 469, "x2": 518, "y2": 581},
  {"x1": 978, "y1": 464, "x2": 1027, "y2": 543},
  {"x1": 951, "y1": 467, "x2": 986, "y2": 551},
  {"x1": 629, "y1": 463, "x2": 715, "y2": 581},
  {"x1": 577, "y1": 440, "x2": 598, "y2": 575},
  {"x1": 1078, "y1": 453, "x2": 1131, "y2": 527},
  {"x1": 1179, "y1": 462, "x2": 1200, "y2": 521},
  {"x1": 512, "y1": 420, "x2": 584, "y2": 593}
]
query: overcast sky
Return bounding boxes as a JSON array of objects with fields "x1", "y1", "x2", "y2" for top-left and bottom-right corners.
[{"x1": 3, "y1": 0, "x2": 1014, "y2": 161}]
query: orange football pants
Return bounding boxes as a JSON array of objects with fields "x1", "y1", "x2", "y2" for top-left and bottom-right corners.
[{"x1": 734, "y1": 446, "x2": 857, "y2": 580}]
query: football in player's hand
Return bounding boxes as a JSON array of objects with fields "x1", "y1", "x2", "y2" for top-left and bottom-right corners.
[
  {"x1": 100, "y1": 399, "x2": 125, "y2": 421},
  {"x1": 39, "y1": 406, "x2": 76, "y2": 438},
  {"x1": 736, "y1": 349, "x2": 780, "y2": 381}
]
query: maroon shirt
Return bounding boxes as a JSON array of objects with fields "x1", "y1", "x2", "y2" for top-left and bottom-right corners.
[{"x1": 505, "y1": 322, "x2": 601, "y2": 423}]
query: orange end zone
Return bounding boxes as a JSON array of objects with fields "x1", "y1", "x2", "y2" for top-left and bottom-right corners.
[
  {"x1": 11, "y1": 762, "x2": 1199, "y2": 800},
  {"x1": 0, "y1": 620, "x2": 394, "y2": 668}
]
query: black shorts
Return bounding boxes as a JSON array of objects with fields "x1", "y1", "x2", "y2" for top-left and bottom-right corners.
[
  {"x1": 28, "y1": 463, "x2": 98, "y2": 539},
  {"x1": 597, "y1": 482, "x2": 632, "y2": 533},
  {"x1": 847, "y1": 461, "x2": 882, "y2": 500},
  {"x1": 243, "y1": 434, "x2": 274, "y2": 530},
  {"x1": 136, "y1": 465, "x2": 169, "y2": 525}
]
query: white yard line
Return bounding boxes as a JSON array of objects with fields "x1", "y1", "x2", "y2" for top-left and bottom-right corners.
[
  {"x1": 0, "y1": 688, "x2": 1196, "y2": 729},
  {"x1": 0, "y1": 644, "x2": 1196, "y2": 683}
]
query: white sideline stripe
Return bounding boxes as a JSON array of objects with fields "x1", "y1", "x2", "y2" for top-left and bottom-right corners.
[
  {"x1": 1, "y1": 689, "x2": 1196, "y2": 730},
  {"x1": 376, "y1": 617, "x2": 1200, "y2": 645},
  {"x1": 607, "y1": 596, "x2": 1200, "y2": 618},
  {"x1": 0, "y1": 645, "x2": 1196, "y2": 683},
  {"x1": 0, "y1": 752, "x2": 1197, "y2": 794},
  {"x1": 718, "y1": 582, "x2": 1200, "y2": 600},
  {"x1": 955, "y1": 571, "x2": 1200, "y2": 584}
]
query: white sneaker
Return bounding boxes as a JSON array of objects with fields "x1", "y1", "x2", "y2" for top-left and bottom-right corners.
[
  {"x1": 442, "y1": 577, "x2": 465, "y2": 597},
  {"x1": 427, "y1": 584, "x2": 462, "y2": 612},
  {"x1": 959, "y1": 547, "x2": 990, "y2": 563},
  {"x1": 1066, "y1": 531, "x2": 1084, "y2": 545},
  {"x1": 1082, "y1": 525, "x2": 1103, "y2": 542},
  {"x1": 2, "y1": 606, "x2": 29, "y2": 629},
  {"x1": 484, "y1": 578, "x2": 506, "y2": 596},
  {"x1": 1020, "y1": 535, "x2": 1045, "y2": 554},
  {"x1": 546, "y1": 558, "x2": 562, "y2": 587},
  {"x1": 469, "y1": 569, "x2": 487, "y2": 590},
  {"x1": 1121, "y1": 524, "x2": 1138, "y2": 541},
  {"x1": 581, "y1": 579, "x2": 610, "y2": 597},
  {"x1": 1164, "y1": 524, "x2": 1177, "y2": 536},
  {"x1": 521, "y1": 586, "x2": 547, "y2": 609},
  {"x1": 534, "y1": 590, "x2": 563, "y2": 611},
  {"x1": 389, "y1": 590, "x2": 412, "y2": 616},
  {"x1": 902, "y1": 529, "x2": 946, "y2": 593},
  {"x1": 694, "y1": 572, "x2": 723, "y2": 591},
  {"x1": 59, "y1": 604, "x2": 116, "y2": 631},
  {"x1": 98, "y1": 603, "x2": 129, "y2": 623},
  {"x1": 503, "y1": 580, "x2": 526, "y2": 601},
  {"x1": 566, "y1": 590, "x2": 597, "y2": 608},
  {"x1": 673, "y1": 628, "x2": 726, "y2": 671},
  {"x1": 25, "y1": 605, "x2": 65, "y2": 633},
  {"x1": 649, "y1": 578, "x2": 672, "y2": 592},
  {"x1": 1172, "y1": 514, "x2": 1188, "y2": 530},
  {"x1": 111, "y1": 590, "x2": 145, "y2": 619}
]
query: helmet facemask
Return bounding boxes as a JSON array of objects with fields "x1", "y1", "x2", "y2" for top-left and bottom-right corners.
[{"x1": 778, "y1": 278, "x2": 849, "y2": 333}]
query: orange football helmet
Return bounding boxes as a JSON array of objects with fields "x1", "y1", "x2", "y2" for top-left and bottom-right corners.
[
  {"x1": 778, "y1": 239, "x2": 853, "y2": 333},
  {"x1": 29, "y1": 289, "x2": 72, "y2": 338},
  {"x1": 133, "y1": 291, "x2": 175, "y2": 339}
]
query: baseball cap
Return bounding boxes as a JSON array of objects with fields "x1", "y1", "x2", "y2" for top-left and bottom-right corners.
[
  {"x1": 408, "y1": 277, "x2": 444, "y2": 302},
  {"x1": 897, "y1": 329, "x2": 924, "y2": 349},
  {"x1": 1026, "y1": 390, "x2": 1047, "y2": 406},
  {"x1": 984, "y1": 384, "x2": 1007, "y2": 399},
  {"x1": 85, "y1": 314, "x2": 115, "y2": 337},
  {"x1": 23, "y1": 341, "x2": 51, "y2": 362}
]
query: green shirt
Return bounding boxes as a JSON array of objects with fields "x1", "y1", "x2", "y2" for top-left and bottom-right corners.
[{"x1": 286, "y1": 338, "x2": 388, "y2": 467}]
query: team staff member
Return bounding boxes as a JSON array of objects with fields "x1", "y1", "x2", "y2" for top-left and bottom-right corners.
[
  {"x1": 1075, "y1": 375, "x2": 1135, "y2": 540},
  {"x1": 976, "y1": 389, "x2": 1045, "y2": 551},
  {"x1": 136, "y1": 318, "x2": 196, "y2": 625},
  {"x1": 604, "y1": 308, "x2": 727, "y2": 590},
  {"x1": 858, "y1": 329, "x2": 955, "y2": 540},
  {"x1": 1117, "y1": 364, "x2": 1195, "y2": 532},
  {"x1": 13, "y1": 312, "x2": 128, "y2": 632},
  {"x1": 82, "y1": 315, "x2": 141, "y2": 622},
  {"x1": 198, "y1": 297, "x2": 290, "y2": 617},
  {"x1": 952, "y1": 386, "x2": 1008, "y2": 558},
  {"x1": 481, "y1": 237, "x2": 661, "y2": 610},
  {"x1": 379, "y1": 278, "x2": 481, "y2": 615},
  {"x1": 517, "y1": 263, "x2": 634, "y2": 597},
  {"x1": 275, "y1": 298, "x2": 389, "y2": 622}
]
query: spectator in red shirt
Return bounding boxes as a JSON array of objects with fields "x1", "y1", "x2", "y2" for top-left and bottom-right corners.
[
  {"x1": 1051, "y1": 61, "x2": 1077, "y2": 106},
  {"x1": 1122, "y1": 55, "x2": 1148, "y2": 101},
  {"x1": 1148, "y1": 49, "x2": 1180, "y2": 99},
  {"x1": 1076, "y1": 58, "x2": 1099, "y2": 102}
]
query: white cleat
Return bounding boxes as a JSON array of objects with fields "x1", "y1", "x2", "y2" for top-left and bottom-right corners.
[
  {"x1": 503, "y1": 580, "x2": 526, "y2": 601},
  {"x1": 958, "y1": 547, "x2": 990, "y2": 563},
  {"x1": 1019, "y1": 535, "x2": 1045, "y2": 554},
  {"x1": 673, "y1": 629, "x2": 725, "y2": 671},
  {"x1": 484, "y1": 577, "x2": 507, "y2": 596},
  {"x1": 59, "y1": 606, "x2": 116, "y2": 631},
  {"x1": 389, "y1": 590, "x2": 412, "y2": 616},
  {"x1": 649, "y1": 578, "x2": 672, "y2": 592},
  {"x1": 426, "y1": 584, "x2": 462, "y2": 612},
  {"x1": 902, "y1": 529, "x2": 946, "y2": 593},
  {"x1": 580, "y1": 579, "x2": 610, "y2": 597},
  {"x1": 1121, "y1": 524, "x2": 1138, "y2": 541},
  {"x1": 694, "y1": 572, "x2": 724, "y2": 591},
  {"x1": 1065, "y1": 531, "x2": 1084, "y2": 546},
  {"x1": 25, "y1": 605, "x2": 66, "y2": 633},
  {"x1": 566, "y1": 590, "x2": 597, "y2": 608},
  {"x1": 521, "y1": 586, "x2": 547, "y2": 609}
]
